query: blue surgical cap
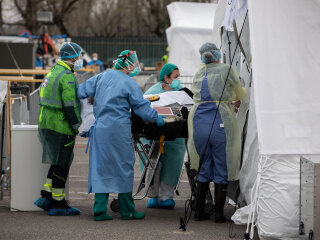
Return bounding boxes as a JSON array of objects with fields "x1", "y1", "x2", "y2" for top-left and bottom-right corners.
[
  {"x1": 199, "y1": 42, "x2": 221, "y2": 64},
  {"x1": 60, "y1": 42, "x2": 82, "y2": 59}
]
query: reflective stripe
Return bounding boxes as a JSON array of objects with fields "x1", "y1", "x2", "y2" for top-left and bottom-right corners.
[
  {"x1": 52, "y1": 188, "x2": 65, "y2": 201},
  {"x1": 39, "y1": 97, "x2": 62, "y2": 108},
  {"x1": 52, "y1": 193, "x2": 65, "y2": 197},
  {"x1": 52, "y1": 188, "x2": 66, "y2": 201},
  {"x1": 43, "y1": 184, "x2": 52, "y2": 192},
  {"x1": 195, "y1": 100, "x2": 231, "y2": 104},
  {"x1": 45, "y1": 178, "x2": 52, "y2": 185},
  {"x1": 39, "y1": 69, "x2": 68, "y2": 108},
  {"x1": 43, "y1": 178, "x2": 52, "y2": 192},
  {"x1": 58, "y1": 61, "x2": 72, "y2": 70},
  {"x1": 63, "y1": 100, "x2": 78, "y2": 107},
  {"x1": 40, "y1": 85, "x2": 44, "y2": 98},
  {"x1": 64, "y1": 140, "x2": 75, "y2": 147},
  {"x1": 40, "y1": 72, "x2": 52, "y2": 98},
  {"x1": 51, "y1": 70, "x2": 68, "y2": 102},
  {"x1": 39, "y1": 106, "x2": 44, "y2": 122}
]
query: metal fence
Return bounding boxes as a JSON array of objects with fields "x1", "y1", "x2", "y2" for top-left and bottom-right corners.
[
  {"x1": 29, "y1": 89, "x2": 40, "y2": 125},
  {"x1": 11, "y1": 96, "x2": 29, "y2": 125},
  {"x1": 180, "y1": 75, "x2": 194, "y2": 90},
  {"x1": 72, "y1": 36, "x2": 167, "y2": 68}
]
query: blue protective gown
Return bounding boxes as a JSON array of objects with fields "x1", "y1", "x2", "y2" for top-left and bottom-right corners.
[{"x1": 77, "y1": 70, "x2": 158, "y2": 193}]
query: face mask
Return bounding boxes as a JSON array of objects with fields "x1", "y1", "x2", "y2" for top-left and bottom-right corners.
[
  {"x1": 74, "y1": 58, "x2": 83, "y2": 70},
  {"x1": 92, "y1": 57, "x2": 98, "y2": 61},
  {"x1": 169, "y1": 79, "x2": 180, "y2": 89},
  {"x1": 129, "y1": 68, "x2": 139, "y2": 77}
]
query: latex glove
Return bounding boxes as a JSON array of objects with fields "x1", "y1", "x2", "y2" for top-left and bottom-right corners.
[{"x1": 155, "y1": 114, "x2": 166, "y2": 127}]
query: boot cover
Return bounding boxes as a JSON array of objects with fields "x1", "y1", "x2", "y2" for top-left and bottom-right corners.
[
  {"x1": 121, "y1": 210, "x2": 145, "y2": 220},
  {"x1": 48, "y1": 199, "x2": 80, "y2": 216},
  {"x1": 94, "y1": 212, "x2": 113, "y2": 221},
  {"x1": 93, "y1": 193, "x2": 109, "y2": 215},
  {"x1": 147, "y1": 198, "x2": 159, "y2": 208},
  {"x1": 159, "y1": 199, "x2": 175, "y2": 209},
  {"x1": 194, "y1": 181, "x2": 211, "y2": 221},
  {"x1": 214, "y1": 183, "x2": 227, "y2": 223},
  {"x1": 34, "y1": 197, "x2": 52, "y2": 211}
]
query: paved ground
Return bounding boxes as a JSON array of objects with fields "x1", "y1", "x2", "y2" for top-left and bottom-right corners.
[{"x1": 0, "y1": 137, "x2": 252, "y2": 240}]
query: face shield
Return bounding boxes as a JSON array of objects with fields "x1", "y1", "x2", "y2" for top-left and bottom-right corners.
[{"x1": 113, "y1": 51, "x2": 140, "y2": 77}]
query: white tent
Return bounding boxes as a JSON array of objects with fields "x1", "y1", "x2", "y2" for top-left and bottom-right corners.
[
  {"x1": 166, "y1": 2, "x2": 217, "y2": 75},
  {"x1": 168, "y1": 0, "x2": 320, "y2": 239},
  {"x1": 218, "y1": 0, "x2": 320, "y2": 239}
]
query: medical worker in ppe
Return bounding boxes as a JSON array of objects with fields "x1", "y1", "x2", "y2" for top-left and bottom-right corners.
[
  {"x1": 34, "y1": 42, "x2": 82, "y2": 216},
  {"x1": 77, "y1": 50, "x2": 166, "y2": 221},
  {"x1": 187, "y1": 43, "x2": 247, "y2": 222},
  {"x1": 140, "y1": 63, "x2": 185, "y2": 209}
]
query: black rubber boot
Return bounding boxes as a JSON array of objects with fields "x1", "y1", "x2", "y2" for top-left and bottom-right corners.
[
  {"x1": 214, "y1": 183, "x2": 227, "y2": 223},
  {"x1": 194, "y1": 181, "x2": 210, "y2": 221}
]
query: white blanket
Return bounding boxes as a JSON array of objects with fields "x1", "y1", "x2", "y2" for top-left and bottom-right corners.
[{"x1": 144, "y1": 91, "x2": 193, "y2": 107}]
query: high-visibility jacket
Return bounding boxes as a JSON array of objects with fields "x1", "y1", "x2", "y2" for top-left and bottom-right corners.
[{"x1": 39, "y1": 61, "x2": 81, "y2": 135}]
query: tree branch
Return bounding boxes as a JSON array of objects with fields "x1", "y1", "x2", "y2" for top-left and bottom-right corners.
[
  {"x1": 61, "y1": 0, "x2": 79, "y2": 14},
  {"x1": 13, "y1": 0, "x2": 26, "y2": 19}
]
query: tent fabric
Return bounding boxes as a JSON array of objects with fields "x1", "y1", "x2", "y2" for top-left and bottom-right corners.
[
  {"x1": 237, "y1": 155, "x2": 301, "y2": 240},
  {"x1": 238, "y1": 81, "x2": 258, "y2": 206},
  {"x1": 248, "y1": 0, "x2": 320, "y2": 154},
  {"x1": 220, "y1": 0, "x2": 320, "y2": 238},
  {"x1": 212, "y1": 0, "x2": 227, "y2": 47},
  {"x1": 255, "y1": 155, "x2": 300, "y2": 239},
  {"x1": 166, "y1": 2, "x2": 218, "y2": 76}
]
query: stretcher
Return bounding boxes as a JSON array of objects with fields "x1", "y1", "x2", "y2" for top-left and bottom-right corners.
[{"x1": 110, "y1": 106, "x2": 189, "y2": 212}]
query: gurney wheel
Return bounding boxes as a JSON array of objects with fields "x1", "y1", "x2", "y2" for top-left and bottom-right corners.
[{"x1": 110, "y1": 198, "x2": 120, "y2": 212}]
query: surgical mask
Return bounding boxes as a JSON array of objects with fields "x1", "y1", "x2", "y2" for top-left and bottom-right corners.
[
  {"x1": 74, "y1": 58, "x2": 83, "y2": 70},
  {"x1": 129, "y1": 68, "x2": 139, "y2": 77},
  {"x1": 92, "y1": 57, "x2": 98, "y2": 61},
  {"x1": 169, "y1": 79, "x2": 180, "y2": 89}
]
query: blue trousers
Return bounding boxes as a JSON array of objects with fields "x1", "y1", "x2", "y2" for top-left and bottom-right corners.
[{"x1": 193, "y1": 108, "x2": 228, "y2": 184}]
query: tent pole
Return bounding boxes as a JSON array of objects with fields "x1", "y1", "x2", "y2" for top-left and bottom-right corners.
[{"x1": 5, "y1": 80, "x2": 11, "y2": 200}]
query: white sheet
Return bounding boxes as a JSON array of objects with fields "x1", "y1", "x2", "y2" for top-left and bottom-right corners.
[
  {"x1": 145, "y1": 91, "x2": 193, "y2": 107},
  {"x1": 78, "y1": 99, "x2": 95, "y2": 135},
  {"x1": 248, "y1": 0, "x2": 320, "y2": 154}
]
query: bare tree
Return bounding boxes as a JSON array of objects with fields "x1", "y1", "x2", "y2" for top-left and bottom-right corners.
[
  {"x1": 0, "y1": 0, "x2": 3, "y2": 34},
  {"x1": 11, "y1": 0, "x2": 80, "y2": 35},
  {"x1": 45, "y1": 0, "x2": 80, "y2": 35},
  {"x1": 13, "y1": 0, "x2": 43, "y2": 33},
  {"x1": 7, "y1": 0, "x2": 215, "y2": 36}
]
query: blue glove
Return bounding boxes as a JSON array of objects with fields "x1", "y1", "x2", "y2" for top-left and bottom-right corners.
[{"x1": 155, "y1": 114, "x2": 166, "y2": 127}]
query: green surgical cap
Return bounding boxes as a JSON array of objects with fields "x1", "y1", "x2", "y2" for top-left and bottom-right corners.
[
  {"x1": 159, "y1": 63, "x2": 178, "y2": 81},
  {"x1": 115, "y1": 50, "x2": 137, "y2": 70}
]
